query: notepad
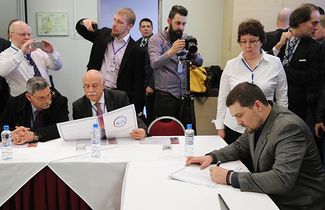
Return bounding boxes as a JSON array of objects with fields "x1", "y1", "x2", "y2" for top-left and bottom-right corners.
[{"x1": 169, "y1": 161, "x2": 241, "y2": 188}]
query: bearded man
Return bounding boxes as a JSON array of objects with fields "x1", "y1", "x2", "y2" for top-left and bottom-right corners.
[{"x1": 148, "y1": 5, "x2": 203, "y2": 125}]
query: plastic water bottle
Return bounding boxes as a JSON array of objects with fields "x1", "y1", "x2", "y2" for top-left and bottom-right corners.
[
  {"x1": 1, "y1": 125, "x2": 12, "y2": 160},
  {"x1": 91, "y1": 123, "x2": 101, "y2": 158},
  {"x1": 184, "y1": 124, "x2": 194, "y2": 157}
]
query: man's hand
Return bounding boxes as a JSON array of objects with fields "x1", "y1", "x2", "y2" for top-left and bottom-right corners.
[
  {"x1": 209, "y1": 166, "x2": 228, "y2": 185},
  {"x1": 145, "y1": 86, "x2": 154, "y2": 95},
  {"x1": 166, "y1": 39, "x2": 185, "y2": 57},
  {"x1": 12, "y1": 126, "x2": 34, "y2": 145},
  {"x1": 20, "y1": 40, "x2": 34, "y2": 55},
  {"x1": 275, "y1": 31, "x2": 292, "y2": 50},
  {"x1": 186, "y1": 155, "x2": 213, "y2": 169},
  {"x1": 130, "y1": 128, "x2": 146, "y2": 140},
  {"x1": 82, "y1": 19, "x2": 97, "y2": 32},
  {"x1": 315, "y1": 122, "x2": 325, "y2": 138},
  {"x1": 41, "y1": 40, "x2": 54, "y2": 53}
]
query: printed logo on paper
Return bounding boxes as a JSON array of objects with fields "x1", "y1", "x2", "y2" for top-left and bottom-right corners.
[{"x1": 114, "y1": 116, "x2": 127, "y2": 127}]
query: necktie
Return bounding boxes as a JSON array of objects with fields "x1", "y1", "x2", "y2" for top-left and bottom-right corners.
[
  {"x1": 95, "y1": 103, "x2": 107, "y2": 139},
  {"x1": 140, "y1": 38, "x2": 147, "y2": 47},
  {"x1": 282, "y1": 38, "x2": 298, "y2": 66},
  {"x1": 34, "y1": 110, "x2": 41, "y2": 128},
  {"x1": 26, "y1": 54, "x2": 42, "y2": 77}
]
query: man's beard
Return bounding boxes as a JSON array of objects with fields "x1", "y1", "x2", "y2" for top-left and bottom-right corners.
[{"x1": 169, "y1": 24, "x2": 183, "y2": 43}]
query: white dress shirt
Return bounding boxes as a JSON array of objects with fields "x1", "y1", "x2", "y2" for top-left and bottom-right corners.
[
  {"x1": 0, "y1": 43, "x2": 62, "y2": 96},
  {"x1": 216, "y1": 50, "x2": 288, "y2": 133}
]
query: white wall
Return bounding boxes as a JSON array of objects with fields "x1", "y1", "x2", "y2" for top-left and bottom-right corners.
[{"x1": 161, "y1": 0, "x2": 223, "y2": 67}]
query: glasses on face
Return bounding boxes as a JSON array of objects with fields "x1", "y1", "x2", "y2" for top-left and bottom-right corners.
[
  {"x1": 12, "y1": 32, "x2": 32, "y2": 37},
  {"x1": 239, "y1": 39, "x2": 260, "y2": 46},
  {"x1": 31, "y1": 91, "x2": 55, "y2": 102}
]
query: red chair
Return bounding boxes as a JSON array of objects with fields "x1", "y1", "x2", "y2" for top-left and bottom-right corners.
[{"x1": 148, "y1": 116, "x2": 185, "y2": 136}]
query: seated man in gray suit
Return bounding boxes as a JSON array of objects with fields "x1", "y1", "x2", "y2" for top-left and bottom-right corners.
[
  {"x1": 73, "y1": 70, "x2": 147, "y2": 140},
  {"x1": 186, "y1": 82, "x2": 325, "y2": 210}
]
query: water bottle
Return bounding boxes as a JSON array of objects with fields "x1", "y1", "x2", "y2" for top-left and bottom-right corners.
[
  {"x1": 91, "y1": 123, "x2": 101, "y2": 158},
  {"x1": 184, "y1": 124, "x2": 194, "y2": 157},
  {"x1": 1, "y1": 125, "x2": 12, "y2": 160}
]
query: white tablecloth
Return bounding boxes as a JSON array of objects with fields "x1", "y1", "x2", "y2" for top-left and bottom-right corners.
[{"x1": 0, "y1": 136, "x2": 279, "y2": 210}]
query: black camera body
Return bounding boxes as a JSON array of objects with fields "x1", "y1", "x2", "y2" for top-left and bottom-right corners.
[{"x1": 185, "y1": 36, "x2": 198, "y2": 54}]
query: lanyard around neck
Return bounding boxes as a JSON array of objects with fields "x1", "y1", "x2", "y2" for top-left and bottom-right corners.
[{"x1": 112, "y1": 37, "x2": 130, "y2": 55}]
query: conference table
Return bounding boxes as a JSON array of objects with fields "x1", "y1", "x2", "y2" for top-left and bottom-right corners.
[{"x1": 0, "y1": 136, "x2": 279, "y2": 210}]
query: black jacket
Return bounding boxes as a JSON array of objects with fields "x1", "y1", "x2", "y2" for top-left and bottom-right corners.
[
  {"x1": 0, "y1": 89, "x2": 69, "y2": 141},
  {"x1": 75, "y1": 19, "x2": 145, "y2": 114}
]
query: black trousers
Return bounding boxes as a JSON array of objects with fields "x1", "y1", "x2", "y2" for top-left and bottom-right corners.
[
  {"x1": 145, "y1": 93, "x2": 155, "y2": 126},
  {"x1": 154, "y1": 90, "x2": 182, "y2": 120}
]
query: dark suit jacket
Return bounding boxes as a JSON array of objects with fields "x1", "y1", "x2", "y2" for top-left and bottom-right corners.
[
  {"x1": 72, "y1": 89, "x2": 147, "y2": 129},
  {"x1": 315, "y1": 41, "x2": 325, "y2": 123},
  {"x1": 211, "y1": 102, "x2": 325, "y2": 210},
  {"x1": 75, "y1": 19, "x2": 145, "y2": 114},
  {"x1": 0, "y1": 38, "x2": 11, "y2": 114},
  {"x1": 263, "y1": 28, "x2": 286, "y2": 51},
  {"x1": 136, "y1": 35, "x2": 154, "y2": 89},
  {"x1": 0, "y1": 89, "x2": 69, "y2": 142},
  {"x1": 270, "y1": 36, "x2": 322, "y2": 120}
]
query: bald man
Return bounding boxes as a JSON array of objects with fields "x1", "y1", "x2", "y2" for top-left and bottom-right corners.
[
  {"x1": 0, "y1": 20, "x2": 62, "y2": 96},
  {"x1": 263, "y1": 8, "x2": 292, "y2": 51},
  {"x1": 72, "y1": 70, "x2": 147, "y2": 140}
]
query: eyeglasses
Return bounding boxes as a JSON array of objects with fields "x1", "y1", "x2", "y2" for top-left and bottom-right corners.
[
  {"x1": 30, "y1": 91, "x2": 55, "y2": 102},
  {"x1": 239, "y1": 39, "x2": 260, "y2": 46},
  {"x1": 12, "y1": 32, "x2": 32, "y2": 37}
]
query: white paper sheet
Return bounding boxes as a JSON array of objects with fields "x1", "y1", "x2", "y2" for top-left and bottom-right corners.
[
  {"x1": 57, "y1": 104, "x2": 138, "y2": 140},
  {"x1": 169, "y1": 161, "x2": 242, "y2": 188}
]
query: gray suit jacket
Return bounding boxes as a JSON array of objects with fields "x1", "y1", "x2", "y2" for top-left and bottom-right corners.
[
  {"x1": 211, "y1": 103, "x2": 325, "y2": 210},
  {"x1": 72, "y1": 89, "x2": 147, "y2": 130}
]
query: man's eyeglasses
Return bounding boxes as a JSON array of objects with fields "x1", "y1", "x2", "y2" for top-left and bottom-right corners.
[
  {"x1": 12, "y1": 32, "x2": 32, "y2": 37},
  {"x1": 30, "y1": 91, "x2": 55, "y2": 102},
  {"x1": 239, "y1": 39, "x2": 260, "y2": 46}
]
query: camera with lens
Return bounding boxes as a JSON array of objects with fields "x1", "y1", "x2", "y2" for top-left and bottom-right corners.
[{"x1": 185, "y1": 36, "x2": 198, "y2": 54}]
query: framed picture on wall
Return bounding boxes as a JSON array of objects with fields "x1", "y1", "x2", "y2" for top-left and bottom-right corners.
[{"x1": 36, "y1": 12, "x2": 68, "y2": 36}]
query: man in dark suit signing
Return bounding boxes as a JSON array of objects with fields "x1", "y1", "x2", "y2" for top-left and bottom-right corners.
[
  {"x1": 75, "y1": 8, "x2": 145, "y2": 117},
  {"x1": 270, "y1": 4, "x2": 322, "y2": 121},
  {"x1": 0, "y1": 77, "x2": 69, "y2": 144},
  {"x1": 73, "y1": 70, "x2": 147, "y2": 140},
  {"x1": 187, "y1": 82, "x2": 325, "y2": 210}
]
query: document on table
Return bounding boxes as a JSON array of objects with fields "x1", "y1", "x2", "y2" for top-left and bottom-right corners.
[
  {"x1": 169, "y1": 161, "x2": 242, "y2": 188},
  {"x1": 57, "y1": 104, "x2": 138, "y2": 140}
]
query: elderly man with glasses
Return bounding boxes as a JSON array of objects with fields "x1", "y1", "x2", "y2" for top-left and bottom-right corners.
[
  {"x1": 0, "y1": 20, "x2": 62, "y2": 97},
  {"x1": 0, "y1": 77, "x2": 69, "y2": 144}
]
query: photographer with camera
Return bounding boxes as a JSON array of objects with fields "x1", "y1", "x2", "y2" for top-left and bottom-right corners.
[
  {"x1": 148, "y1": 5, "x2": 203, "y2": 125},
  {"x1": 0, "y1": 20, "x2": 62, "y2": 97}
]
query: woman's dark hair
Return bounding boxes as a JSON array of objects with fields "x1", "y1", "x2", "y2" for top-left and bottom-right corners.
[{"x1": 237, "y1": 19, "x2": 265, "y2": 45}]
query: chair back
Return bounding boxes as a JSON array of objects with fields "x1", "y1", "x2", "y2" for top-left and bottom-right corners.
[{"x1": 148, "y1": 116, "x2": 185, "y2": 136}]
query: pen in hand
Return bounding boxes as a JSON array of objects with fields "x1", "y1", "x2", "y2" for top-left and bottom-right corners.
[{"x1": 216, "y1": 160, "x2": 221, "y2": 166}]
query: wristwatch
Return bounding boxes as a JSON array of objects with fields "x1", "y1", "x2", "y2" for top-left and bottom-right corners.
[{"x1": 33, "y1": 132, "x2": 40, "y2": 142}]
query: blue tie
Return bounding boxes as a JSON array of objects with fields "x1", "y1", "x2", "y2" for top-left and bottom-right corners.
[
  {"x1": 26, "y1": 54, "x2": 42, "y2": 77},
  {"x1": 283, "y1": 38, "x2": 298, "y2": 66}
]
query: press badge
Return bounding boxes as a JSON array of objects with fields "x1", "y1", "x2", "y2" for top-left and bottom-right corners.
[{"x1": 177, "y1": 59, "x2": 183, "y2": 74}]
